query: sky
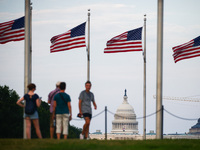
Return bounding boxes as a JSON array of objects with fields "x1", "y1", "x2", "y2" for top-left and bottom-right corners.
[{"x1": 0, "y1": 0, "x2": 200, "y2": 135}]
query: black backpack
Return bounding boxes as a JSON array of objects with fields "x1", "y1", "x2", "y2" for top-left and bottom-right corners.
[{"x1": 25, "y1": 95, "x2": 36, "y2": 115}]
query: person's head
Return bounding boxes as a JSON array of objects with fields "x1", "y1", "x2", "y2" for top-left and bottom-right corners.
[
  {"x1": 60, "y1": 82, "x2": 66, "y2": 90},
  {"x1": 85, "y1": 81, "x2": 92, "y2": 92},
  {"x1": 56, "y1": 81, "x2": 60, "y2": 88},
  {"x1": 27, "y1": 83, "x2": 36, "y2": 91}
]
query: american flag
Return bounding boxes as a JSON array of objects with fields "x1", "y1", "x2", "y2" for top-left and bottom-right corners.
[
  {"x1": 0, "y1": 16, "x2": 25, "y2": 44},
  {"x1": 172, "y1": 36, "x2": 200, "y2": 63},
  {"x1": 104, "y1": 27, "x2": 143, "y2": 53},
  {"x1": 50, "y1": 22, "x2": 86, "y2": 53}
]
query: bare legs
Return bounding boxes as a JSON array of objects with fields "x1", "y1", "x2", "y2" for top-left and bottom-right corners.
[
  {"x1": 82, "y1": 117, "x2": 90, "y2": 139},
  {"x1": 56, "y1": 133, "x2": 67, "y2": 140},
  {"x1": 25, "y1": 119, "x2": 31, "y2": 139},
  {"x1": 32, "y1": 119, "x2": 42, "y2": 139},
  {"x1": 56, "y1": 133, "x2": 61, "y2": 139},
  {"x1": 25, "y1": 118, "x2": 42, "y2": 139},
  {"x1": 50, "y1": 126, "x2": 54, "y2": 139}
]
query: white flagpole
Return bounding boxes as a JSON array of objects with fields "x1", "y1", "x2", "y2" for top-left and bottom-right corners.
[
  {"x1": 87, "y1": 9, "x2": 90, "y2": 81},
  {"x1": 156, "y1": 0, "x2": 164, "y2": 139},
  {"x1": 24, "y1": 0, "x2": 32, "y2": 139},
  {"x1": 143, "y1": 14, "x2": 147, "y2": 140}
]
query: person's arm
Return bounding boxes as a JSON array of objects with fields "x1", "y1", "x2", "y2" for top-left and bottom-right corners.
[
  {"x1": 93, "y1": 101, "x2": 97, "y2": 110},
  {"x1": 52, "y1": 100, "x2": 57, "y2": 120},
  {"x1": 36, "y1": 97, "x2": 41, "y2": 107},
  {"x1": 16, "y1": 97, "x2": 25, "y2": 108},
  {"x1": 48, "y1": 93, "x2": 51, "y2": 104},
  {"x1": 79, "y1": 99, "x2": 82, "y2": 115},
  {"x1": 68, "y1": 102, "x2": 72, "y2": 121}
]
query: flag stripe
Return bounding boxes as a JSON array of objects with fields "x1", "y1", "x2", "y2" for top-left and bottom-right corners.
[
  {"x1": 174, "y1": 49, "x2": 200, "y2": 60},
  {"x1": 0, "y1": 17, "x2": 25, "y2": 44},
  {"x1": 51, "y1": 45, "x2": 86, "y2": 53},
  {"x1": 173, "y1": 46, "x2": 200, "y2": 57},
  {"x1": 106, "y1": 41, "x2": 142, "y2": 47},
  {"x1": 51, "y1": 41, "x2": 86, "y2": 51},
  {"x1": 104, "y1": 49, "x2": 142, "y2": 53},
  {"x1": 105, "y1": 45, "x2": 142, "y2": 50},
  {"x1": 172, "y1": 36, "x2": 200, "y2": 63},
  {"x1": 104, "y1": 27, "x2": 143, "y2": 53},
  {"x1": 172, "y1": 40, "x2": 193, "y2": 53},
  {"x1": 173, "y1": 47, "x2": 200, "y2": 62},
  {"x1": 174, "y1": 54, "x2": 200, "y2": 63},
  {"x1": 50, "y1": 22, "x2": 86, "y2": 53},
  {"x1": 50, "y1": 35, "x2": 85, "y2": 49}
]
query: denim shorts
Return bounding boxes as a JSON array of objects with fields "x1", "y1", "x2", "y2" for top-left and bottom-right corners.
[{"x1": 24, "y1": 111, "x2": 39, "y2": 119}]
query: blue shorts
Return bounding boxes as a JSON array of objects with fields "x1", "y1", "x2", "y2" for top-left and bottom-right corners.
[{"x1": 24, "y1": 111, "x2": 39, "y2": 119}]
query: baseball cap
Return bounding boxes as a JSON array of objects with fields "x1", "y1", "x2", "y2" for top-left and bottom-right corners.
[{"x1": 56, "y1": 81, "x2": 61, "y2": 86}]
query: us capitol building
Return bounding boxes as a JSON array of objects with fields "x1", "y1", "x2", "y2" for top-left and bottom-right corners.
[
  {"x1": 111, "y1": 89, "x2": 138, "y2": 134},
  {"x1": 90, "y1": 90, "x2": 141, "y2": 140}
]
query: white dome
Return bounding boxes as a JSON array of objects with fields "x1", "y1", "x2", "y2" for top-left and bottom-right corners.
[
  {"x1": 116, "y1": 96, "x2": 135, "y2": 114},
  {"x1": 111, "y1": 90, "x2": 138, "y2": 134}
]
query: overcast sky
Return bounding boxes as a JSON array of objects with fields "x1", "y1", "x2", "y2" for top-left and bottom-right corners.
[{"x1": 0, "y1": 0, "x2": 200, "y2": 135}]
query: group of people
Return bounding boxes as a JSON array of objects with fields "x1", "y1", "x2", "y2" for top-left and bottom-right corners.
[{"x1": 16, "y1": 81, "x2": 97, "y2": 139}]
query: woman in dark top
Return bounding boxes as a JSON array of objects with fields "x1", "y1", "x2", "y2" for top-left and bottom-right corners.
[{"x1": 16, "y1": 83, "x2": 42, "y2": 139}]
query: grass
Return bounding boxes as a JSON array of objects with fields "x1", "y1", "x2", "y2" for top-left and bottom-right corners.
[{"x1": 0, "y1": 139, "x2": 199, "y2": 150}]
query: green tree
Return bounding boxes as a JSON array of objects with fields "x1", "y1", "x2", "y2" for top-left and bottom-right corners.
[
  {"x1": 0, "y1": 85, "x2": 23, "y2": 138},
  {"x1": 68, "y1": 125, "x2": 82, "y2": 139}
]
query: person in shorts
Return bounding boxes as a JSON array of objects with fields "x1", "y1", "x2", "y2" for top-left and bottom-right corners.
[
  {"x1": 48, "y1": 82, "x2": 60, "y2": 139},
  {"x1": 16, "y1": 83, "x2": 42, "y2": 139},
  {"x1": 53, "y1": 82, "x2": 72, "y2": 139},
  {"x1": 79, "y1": 81, "x2": 97, "y2": 139}
]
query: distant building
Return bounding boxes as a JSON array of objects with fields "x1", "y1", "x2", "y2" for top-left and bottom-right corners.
[
  {"x1": 111, "y1": 89, "x2": 138, "y2": 134},
  {"x1": 92, "y1": 130, "x2": 102, "y2": 135},
  {"x1": 189, "y1": 118, "x2": 200, "y2": 135}
]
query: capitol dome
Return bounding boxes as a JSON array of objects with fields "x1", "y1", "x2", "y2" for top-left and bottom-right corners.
[{"x1": 111, "y1": 90, "x2": 138, "y2": 134}]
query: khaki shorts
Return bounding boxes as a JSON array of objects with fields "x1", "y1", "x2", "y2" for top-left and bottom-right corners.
[{"x1": 56, "y1": 114, "x2": 70, "y2": 135}]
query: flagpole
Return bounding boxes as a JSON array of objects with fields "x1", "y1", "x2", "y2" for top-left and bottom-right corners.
[
  {"x1": 156, "y1": 0, "x2": 164, "y2": 139},
  {"x1": 87, "y1": 9, "x2": 90, "y2": 81},
  {"x1": 24, "y1": 0, "x2": 32, "y2": 139},
  {"x1": 143, "y1": 14, "x2": 147, "y2": 140}
]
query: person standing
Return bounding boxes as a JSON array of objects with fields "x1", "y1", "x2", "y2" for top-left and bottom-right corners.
[
  {"x1": 48, "y1": 82, "x2": 60, "y2": 139},
  {"x1": 79, "y1": 81, "x2": 97, "y2": 139},
  {"x1": 53, "y1": 82, "x2": 72, "y2": 139},
  {"x1": 16, "y1": 83, "x2": 42, "y2": 139}
]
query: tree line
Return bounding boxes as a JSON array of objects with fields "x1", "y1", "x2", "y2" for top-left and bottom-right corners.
[{"x1": 0, "y1": 85, "x2": 81, "y2": 138}]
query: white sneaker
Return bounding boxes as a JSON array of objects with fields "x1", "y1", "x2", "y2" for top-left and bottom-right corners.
[
  {"x1": 87, "y1": 135, "x2": 90, "y2": 140},
  {"x1": 80, "y1": 134, "x2": 84, "y2": 140}
]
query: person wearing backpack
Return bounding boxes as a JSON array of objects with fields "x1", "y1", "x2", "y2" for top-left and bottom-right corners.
[
  {"x1": 16, "y1": 83, "x2": 42, "y2": 139},
  {"x1": 53, "y1": 82, "x2": 72, "y2": 139}
]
